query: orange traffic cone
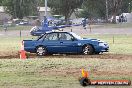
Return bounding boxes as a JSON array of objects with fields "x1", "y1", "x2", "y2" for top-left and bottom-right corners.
[
  {"x1": 81, "y1": 69, "x2": 89, "y2": 78},
  {"x1": 20, "y1": 41, "x2": 26, "y2": 59},
  {"x1": 79, "y1": 69, "x2": 91, "y2": 86}
]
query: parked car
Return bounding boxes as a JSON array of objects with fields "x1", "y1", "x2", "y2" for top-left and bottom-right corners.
[
  {"x1": 13, "y1": 19, "x2": 29, "y2": 25},
  {"x1": 23, "y1": 31, "x2": 109, "y2": 56},
  {"x1": 19, "y1": 21, "x2": 29, "y2": 25}
]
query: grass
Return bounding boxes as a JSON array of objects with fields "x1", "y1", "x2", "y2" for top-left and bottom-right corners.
[
  {"x1": 0, "y1": 34, "x2": 131, "y2": 88},
  {"x1": 104, "y1": 23, "x2": 132, "y2": 28},
  {"x1": 0, "y1": 36, "x2": 36, "y2": 55},
  {"x1": 92, "y1": 23, "x2": 132, "y2": 29},
  {"x1": 1, "y1": 23, "x2": 132, "y2": 31},
  {"x1": 0, "y1": 58, "x2": 132, "y2": 88},
  {"x1": 0, "y1": 25, "x2": 32, "y2": 31},
  {"x1": 1, "y1": 34, "x2": 132, "y2": 55},
  {"x1": 83, "y1": 34, "x2": 132, "y2": 54},
  {"x1": 0, "y1": 23, "x2": 132, "y2": 88}
]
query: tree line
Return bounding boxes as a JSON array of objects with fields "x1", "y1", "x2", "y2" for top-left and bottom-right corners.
[{"x1": 0, "y1": 0, "x2": 131, "y2": 23}]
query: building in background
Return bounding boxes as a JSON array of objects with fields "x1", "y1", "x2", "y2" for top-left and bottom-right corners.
[
  {"x1": 118, "y1": 13, "x2": 132, "y2": 23},
  {"x1": 38, "y1": 7, "x2": 52, "y2": 20}
]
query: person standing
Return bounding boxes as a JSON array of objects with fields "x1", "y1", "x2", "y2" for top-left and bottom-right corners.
[
  {"x1": 3, "y1": 17, "x2": 8, "y2": 32},
  {"x1": 82, "y1": 18, "x2": 87, "y2": 29}
]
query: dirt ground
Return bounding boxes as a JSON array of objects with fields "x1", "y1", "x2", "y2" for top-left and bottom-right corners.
[
  {"x1": 1, "y1": 51, "x2": 132, "y2": 78},
  {"x1": 0, "y1": 53, "x2": 132, "y2": 88},
  {"x1": 0, "y1": 51, "x2": 132, "y2": 60}
]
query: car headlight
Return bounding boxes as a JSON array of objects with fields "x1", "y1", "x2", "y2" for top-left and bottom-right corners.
[
  {"x1": 99, "y1": 43, "x2": 105, "y2": 46},
  {"x1": 99, "y1": 41, "x2": 108, "y2": 46}
]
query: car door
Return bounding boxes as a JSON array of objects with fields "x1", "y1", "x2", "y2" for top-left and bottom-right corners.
[
  {"x1": 58, "y1": 32, "x2": 78, "y2": 53},
  {"x1": 43, "y1": 32, "x2": 60, "y2": 53}
]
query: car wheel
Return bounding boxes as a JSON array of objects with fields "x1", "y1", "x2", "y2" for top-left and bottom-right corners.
[
  {"x1": 36, "y1": 46, "x2": 47, "y2": 56},
  {"x1": 83, "y1": 45, "x2": 94, "y2": 55}
]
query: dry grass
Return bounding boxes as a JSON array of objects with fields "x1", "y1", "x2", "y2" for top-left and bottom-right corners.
[{"x1": 0, "y1": 57, "x2": 132, "y2": 88}]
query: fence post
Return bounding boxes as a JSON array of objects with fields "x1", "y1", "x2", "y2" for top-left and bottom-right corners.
[
  {"x1": 20, "y1": 30, "x2": 21, "y2": 38},
  {"x1": 89, "y1": 24, "x2": 91, "y2": 33},
  {"x1": 71, "y1": 29, "x2": 72, "y2": 32},
  {"x1": 113, "y1": 36, "x2": 114, "y2": 44}
]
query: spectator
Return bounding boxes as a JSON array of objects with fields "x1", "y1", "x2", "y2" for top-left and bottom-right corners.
[
  {"x1": 3, "y1": 17, "x2": 8, "y2": 32},
  {"x1": 82, "y1": 18, "x2": 87, "y2": 29}
]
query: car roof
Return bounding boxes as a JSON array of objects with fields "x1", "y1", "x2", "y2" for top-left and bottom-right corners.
[{"x1": 45, "y1": 30, "x2": 71, "y2": 34}]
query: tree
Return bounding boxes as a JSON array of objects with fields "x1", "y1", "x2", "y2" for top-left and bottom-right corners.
[
  {"x1": 108, "y1": 0, "x2": 132, "y2": 23},
  {"x1": 1, "y1": 0, "x2": 41, "y2": 19},
  {"x1": 120, "y1": 0, "x2": 132, "y2": 13},
  {"x1": 108, "y1": 0, "x2": 123, "y2": 23},
  {"x1": 79, "y1": 0, "x2": 106, "y2": 19},
  {"x1": 0, "y1": 0, "x2": 4, "y2": 5},
  {"x1": 79, "y1": 0, "x2": 131, "y2": 23},
  {"x1": 48, "y1": 0, "x2": 84, "y2": 24}
]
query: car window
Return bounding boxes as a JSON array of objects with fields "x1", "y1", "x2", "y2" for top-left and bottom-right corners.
[
  {"x1": 59, "y1": 33, "x2": 72, "y2": 40},
  {"x1": 44, "y1": 33, "x2": 58, "y2": 41}
]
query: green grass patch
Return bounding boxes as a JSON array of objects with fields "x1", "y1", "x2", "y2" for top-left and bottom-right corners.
[
  {"x1": 83, "y1": 34, "x2": 132, "y2": 54},
  {"x1": 0, "y1": 58, "x2": 132, "y2": 88},
  {"x1": 104, "y1": 23, "x2": 132, "y2": 28},
  {"x1": 0, "y1": 36, "x2": 36, "y2": 55},
  {"x1": 93, "y1": 23, "x2": 132, "y2": 29},
  {"x1": 0, "y1": 26, "x2": 32, "y2": 31},
  {"x1": 0, "y1": 34, "x2": 132, "y2": 54}
]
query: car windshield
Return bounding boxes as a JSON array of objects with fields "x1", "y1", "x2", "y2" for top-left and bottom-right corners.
[
  {"x1": 37, "y1": 34, "x2": 45, "y2": 41},
  {"x1": 70, "y1": 32, "x2": 82, "y2": 40}
]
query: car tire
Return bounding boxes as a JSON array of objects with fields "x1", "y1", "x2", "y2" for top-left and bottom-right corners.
[
  {"x1": 83, "y1": 44, "x2": 94, "y2": 55},
  {"x1": 36, "y1": 46, "x2": 47, "y2": 56}
]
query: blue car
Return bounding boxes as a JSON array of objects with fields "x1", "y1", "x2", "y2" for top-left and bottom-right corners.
[{"x1": 23, "y1": 31, "x2": 109, "y2": 56}]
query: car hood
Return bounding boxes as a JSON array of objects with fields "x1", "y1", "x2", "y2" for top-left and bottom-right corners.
[
  {"x1": 82, "y1": 38, "x2": 106, "y2": 43},
  {"x1": 82, "y1": 38, "x2": 100, "y2": 41}
]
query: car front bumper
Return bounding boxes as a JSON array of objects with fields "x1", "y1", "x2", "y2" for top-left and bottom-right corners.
[{"x1": 95, "y1": 42, "x2": 109, "y2": 52}]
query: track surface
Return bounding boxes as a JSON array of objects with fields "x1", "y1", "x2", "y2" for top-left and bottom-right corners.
[
  {"x1": 0, "y1": 25, "x2": 132, "y2": 37},
  {"x1": 0, "y1": 52, "x2": 132, "y2": 60}
]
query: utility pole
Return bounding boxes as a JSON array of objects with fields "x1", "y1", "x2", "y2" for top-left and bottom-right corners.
[
  {"x1": 13, "y1": 0, "x2": 16, "y2": 18},
  {"x1": 45, "y1": 0, "x2": 47, "y2": 17},
  {"x1": 129, "y1": 2, "x2": 132, "y2": 13},
  {"x1": 106, "y1": 0, "x2": 108, "y2": 23}
]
